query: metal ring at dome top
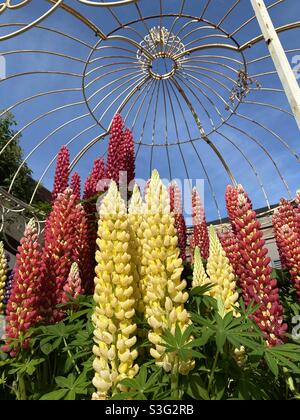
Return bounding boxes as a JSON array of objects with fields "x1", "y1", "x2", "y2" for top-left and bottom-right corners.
[{"x1": 77, "y1": 0, "x2": 139, "y2": 7}]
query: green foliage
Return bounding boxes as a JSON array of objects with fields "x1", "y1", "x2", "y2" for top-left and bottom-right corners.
[
  {"x1": 0, "y1": 113, "x2": 35, "y2": 203},
  {"x1": 0, "y1": 295, "x2": 95, "y2": 401},
  {"x1": 0, "y1": 268, "x2": 299, "y2": 400}
]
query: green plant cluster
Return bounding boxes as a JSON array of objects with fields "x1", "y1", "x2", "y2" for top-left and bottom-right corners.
[{"x1": 0, "y1": 267, "x2": 299, "y2": 401}]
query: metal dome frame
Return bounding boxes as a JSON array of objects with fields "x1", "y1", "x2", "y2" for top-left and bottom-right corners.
[{"x1": 0, "y1": 0, "x2": 300, "y2": 242}]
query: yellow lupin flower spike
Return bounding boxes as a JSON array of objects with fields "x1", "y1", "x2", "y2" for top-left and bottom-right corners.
[
  {"x1": 92, "y1": 182, "x2": 138, "y2": 400},
  {"x1": 207, "y1": 225, "x2": 239, "y2": 317},
  {"x1": 142, "y1": 170, "x2": 195, "y2": 376},
  {"x1": 128, "y1": 184, "x2": 144, "y2": 313},
  {"x1": 0, "y1": 242, "x2": 8, "y2": 313},
  {"x1": 192, "y1": 246, "x2": 210, "y2": 289}
]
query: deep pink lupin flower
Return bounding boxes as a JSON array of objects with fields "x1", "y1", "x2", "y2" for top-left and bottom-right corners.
[
  {"x1": 52, "y1": 146, "x2": 70, "y2": 203},
  {"x1": 106, "y1": 114, "x2": 125, "y2": 183},
  {"x1": 70, "y1": 172, "x2": 81, "y2": 202},
  {"x1": 83, "y1": 176, "x2": 93, "y2": 202},
  {"x1": 83, "y1": 158, "x2": 106, "y2": 201},
  {"x1": 272, "y1": 199, "x2": 299, "y2": 269},
  {"x1": 43, "y1": 189, "x2": 81, "y2": 322},
  {"x1": 62, "y1": 263, "x2": 82, "y2": 305},
  {"x1": 168, "y1": 183, "x2": 187, "y2": 261},
  {"x1": 275, "y1": 225, "x2": 300, "y2": 301},
  {"x1": 218, "y1": 227, "x2": 242, "y2": 280},
  {"x1": 76, "y1": 202, "x2": 93, "y2": 294},
  {"x1": 123, "y1": 128, "x2": 135, "y2": 186},
  {"x1": 294, "y1": 190, "x2": 300, "y2": 237},
  {"x1": 272, "y1": 211, "x2": 288, "y2": 269},
  {"x1": 192, "y1": 188, "x2": 209, "y2": 260},
  {"x1": 82, "y1": 158, "x2": 106, "y2": 294},
  {"x1": 90, "y1": 158, "x2": 106, "y2": 195},
  {"x1": 230, "y1": 185, "x2": 287, "y2": 346},
  {"x1": 226, "y1": 186, "x2": 239, "y2": 226},
  {"x1": 4, "y1": 219, "x2": 44, "y2": 356}
]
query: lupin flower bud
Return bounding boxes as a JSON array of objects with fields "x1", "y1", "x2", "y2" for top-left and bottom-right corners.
[
  {"x1": 52, "y1": 146, "x2": 70, "y2": 203},
  {"x1": 207, "y1": 226, "x2": 239, "y2": 317},
  {"x1": 62, "y1": 263, "x2": 82, "y2": 304},
  {"x1": 4, "y1": 220, "x2": 44, "y2": 355},
  {"x1": 70, "y1": 172, "x2": 81, "y2": 202},
  {"x1": 192, "y1": 247, "x2": 210, "y2": 289},
  {"x1": 142, "y1": 170, "x2": 194, "y2": 376},
  {"x1": 0, "y1": 242, "x2": 8, "y2": 313},
  {"x1": 169, "y1": 183, "x2": 187, "y2": 262},
  {"x1": 275, "y1": 225, "x2": 300, "y2": 301},
  {"x1": 106, "y1": 114, "x2": 125, "y2": 183},
  {"x1": 192, "y1": 188, "x2": 209, "y2": 260},
  {"x1": 128, "y1": 185, "x2": 144, "y2": 313},
  {"x1": 230, "y1": 185, "x2": 287, "y2": 346},
  {"x1": 92, "y1": 182, "x2": 138, "y2": 400}
]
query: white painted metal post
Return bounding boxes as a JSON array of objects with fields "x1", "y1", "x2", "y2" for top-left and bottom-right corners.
[{"x1": 251, "y1": 0, "x2": 300, "y2": 130}]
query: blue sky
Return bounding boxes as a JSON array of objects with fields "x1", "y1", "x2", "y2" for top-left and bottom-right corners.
[{"x1": 0, "y1": 0, "x2": 299, "y2": 222}]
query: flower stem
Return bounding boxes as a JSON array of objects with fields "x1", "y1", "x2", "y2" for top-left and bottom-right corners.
[
  {"x1": 208, "y1": 351, "x2": 219, "y2": 399},
  {"x1": 63, "y1": 337, "x2": 80, "y2": 375}
]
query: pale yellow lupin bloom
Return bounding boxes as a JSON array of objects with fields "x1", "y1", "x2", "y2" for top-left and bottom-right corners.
[
  {"x1": 142, "y1": 170, "x2": 194, "y2": 375},
  {"x1": 207, "y1": 225, "x2": 239, "y2": 317},
  {"x1": 92, "y1": 182, "x2": 138, "y2": 400},
  {"x1": 128, "y1": 184, "x2": 145, "y2": 313},
  {"x1": 0, "y1": 242, "x2": 8, "y2": 313},
  {"x1": 192, "y1": 246, "x2": 210, "y2": 289}
]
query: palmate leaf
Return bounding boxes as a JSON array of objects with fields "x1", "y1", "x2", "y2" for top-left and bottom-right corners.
[
  {"x1": 192, "y1": 309, "x2": 263, "y2": 353},
  {"x1": 39, "y1": 373, "x2": 90, "y2": 400},
  {"x1": 264, "y1": 344, "x2": 300, "y2": 377},
  {"x1": 8, "y1": 358, "x2": 45, "y2": 376},
  {"x1": 116, "y1": 365, "x2": 163, "y2": 400}
]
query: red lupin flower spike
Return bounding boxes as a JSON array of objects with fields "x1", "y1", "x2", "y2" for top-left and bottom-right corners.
[
  {"x1": 52, "y1": 146, "x2": 70, "y2": 203},
  {"x1": 106, "y1": 114, "x2": 125, "y2": 183},
  {"x1": 192, "y1": 188, "x2": 209, "y2": 260},
  {"x1": 123, "y1": 128, "x2": 135, "y2": 186},
  {"x1": 294, "y1": 190, "x2": 300, "y2": 237},
  {"x1": 4, "y1": 219, "x2": 45, "y2": 356},
  {"x1": 43, "y1": 189, "x2": 81, "y2": 322},
  {"x1": 83, "y1": 159, "x2": 106, "y2": 294},
  {"x1": 70, "y1": 172, "x2": 81, "y2": 202},
  {"x1": 231, "y1": 185, "x2": 287, "y2": 346},
  {"x1": 168, "y1": 183, "x2": 187, "y2": 261},
  {"x1": 218, "y1": 227, "x2": 242, "y2": 280},
  {"x1": 276, "y1": 225, "x2": 300, "y2": 301}
]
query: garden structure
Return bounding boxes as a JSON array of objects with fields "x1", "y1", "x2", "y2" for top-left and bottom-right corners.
[{"x1": 0, "y1": 0, "x2": 299, "y2": 401}]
